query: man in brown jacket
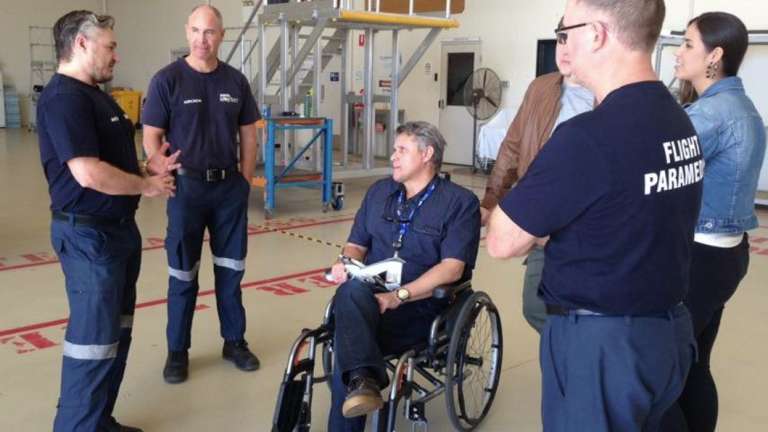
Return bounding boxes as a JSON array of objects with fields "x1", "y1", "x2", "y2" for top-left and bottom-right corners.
[{"x1": 480, "y1": 24, "x2": 593, "y2": 332}]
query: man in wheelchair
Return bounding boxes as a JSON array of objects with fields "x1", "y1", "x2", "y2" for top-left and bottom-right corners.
[{"x1": 326, "y1": 121, "x2": 481, "y2": 430}]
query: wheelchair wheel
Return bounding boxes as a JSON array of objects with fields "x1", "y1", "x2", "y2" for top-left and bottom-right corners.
[
  {"x1": 445, "y1": 291, "x2": 503, "y2": 431},
  {"x1": 322, "y1": 340, "x2": 334, "y2": 391}
]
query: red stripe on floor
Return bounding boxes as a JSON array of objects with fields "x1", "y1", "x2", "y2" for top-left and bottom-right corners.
[
  {"x1": 0, "y1": 267, "x2": 326, "y2": 338},
  {"x1": 0, "y1": 217, "x2": 353, "y2": 273}
]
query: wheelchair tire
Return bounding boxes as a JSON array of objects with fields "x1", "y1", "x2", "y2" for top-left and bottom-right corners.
[
  {"x1": 322, "y1": 341, "x2": 334, "y2": 391},
  {"x1": 444, "y1": 291, "x2": 503, "y2": 431}
]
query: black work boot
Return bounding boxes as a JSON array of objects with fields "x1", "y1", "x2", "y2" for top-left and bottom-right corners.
[
  {"x1": 163, "y1": 350, "x2": 189, "y2": 384},
  {"x1": 115, "y1": 424, "x2": 143, "y2": 432},
  {"x1": 222, "y1": 340, "x2": 260, "y2": 371},
  {"x1": 342, "y1": 375, "x2": 384, "y2": 418},
  {"x1": 104, "y1": 416, "x2": 144, "y2": 432}
]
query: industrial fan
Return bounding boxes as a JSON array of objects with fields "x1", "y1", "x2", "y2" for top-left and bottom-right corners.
[{"x1": 463, "y1": 67, "x2": 502, "y2": 173}]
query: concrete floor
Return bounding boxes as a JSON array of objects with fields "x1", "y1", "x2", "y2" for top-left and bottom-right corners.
[{"x1": 0, "y1": 128, "x2": 766, "y2": 431}]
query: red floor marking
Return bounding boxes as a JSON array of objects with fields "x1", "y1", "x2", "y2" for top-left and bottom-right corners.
[
  {"x1": 0, "y1": 267, "x2": 326, "y2": 339},
  {"x1": 20, "y1": 332, "x2": 58, "y2": 349},
  {"x1": 0, "y1": 216, "x2": 354, "y2": 273},
  {"x1": 1, "y1": 331, "x2": 60, "y2": 354}
]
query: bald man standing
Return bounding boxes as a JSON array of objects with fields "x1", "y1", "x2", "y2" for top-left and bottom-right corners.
[{"x1": 142, "y1": 4, "x2": 261, "y2": 384}]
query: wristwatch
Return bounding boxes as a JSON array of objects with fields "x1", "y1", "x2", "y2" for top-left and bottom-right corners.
[{"x1": 395, "y1": 288, "x2": 411, "y2": 302}]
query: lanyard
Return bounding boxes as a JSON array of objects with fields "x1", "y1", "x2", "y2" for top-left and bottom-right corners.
[{"x1": 393, "y1": 181, "x2": 437, "y2": 256}]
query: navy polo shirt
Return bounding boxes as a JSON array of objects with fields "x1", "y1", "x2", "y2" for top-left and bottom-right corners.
[
  {"x1": 142, "y1": 58, "x2": 260, "y2": 171},
  {"x1": 500, "y1": 81, "x2": 703, "y2": 315},
  {"x1": 348, "y1": 176, "x2": 481, "y2": 285},
  {"x1": 37, "y1": 73, "x2": 140, "y2": 218}
]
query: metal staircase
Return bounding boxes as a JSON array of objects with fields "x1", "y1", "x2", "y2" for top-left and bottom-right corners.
[{"x1": 224, "y1": 0, "x2": 461, "y2": 175}]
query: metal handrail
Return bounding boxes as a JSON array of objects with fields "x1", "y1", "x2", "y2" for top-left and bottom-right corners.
[
  {"x1": 224, "y1": 0, "x2": 263, "y2": 64},
  {"x1": 350, "y1": 0, "x2": 453, "y2": 18}
]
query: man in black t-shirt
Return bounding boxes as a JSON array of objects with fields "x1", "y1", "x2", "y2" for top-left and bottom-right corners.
[
  {"x1": 486, "y1": 1, "x2": 700, "y2": 431},
  {"x1": 38, "y1": 10, "x2": 178, "y2": 432},
  {"x1": 142, "y1": 4, "x2": 261, "y2": 384}
]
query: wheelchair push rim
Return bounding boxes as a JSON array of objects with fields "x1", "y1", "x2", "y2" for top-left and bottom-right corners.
[{"x1": 445, "y1": 291, "x2": 503, "y2": 431}]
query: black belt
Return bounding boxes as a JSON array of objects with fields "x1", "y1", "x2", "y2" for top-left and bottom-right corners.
[
  {"x1": 52, "y1": 211, "x2": 134, "y2": 227},
  {"x1": 546, "y1": 303, "x2": 682, "y2": 318},
  {"x1": 177, "y1": 166, "x2": 237, "y2": 182}
]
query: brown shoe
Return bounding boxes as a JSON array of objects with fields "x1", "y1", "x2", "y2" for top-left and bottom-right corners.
[{"x1": 342, "y1": 376, "x2": 384, "y2": 418}]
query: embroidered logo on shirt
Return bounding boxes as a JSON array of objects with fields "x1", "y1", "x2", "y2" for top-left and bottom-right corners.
[
  {"x1": 219, "y1": 93, "x2": 239, "y2": 104},
  {"x1": 183, "y1": 98, "x2": 203, "y2": 105}
]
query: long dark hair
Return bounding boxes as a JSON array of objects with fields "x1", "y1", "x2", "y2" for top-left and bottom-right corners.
[{"x1": 678, "y1": 12, "x2": 748, "y2": 105}]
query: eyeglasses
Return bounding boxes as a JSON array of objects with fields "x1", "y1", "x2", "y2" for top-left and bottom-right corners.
[{"x1": 554, "y1": 22, "x2": 589, "y2": 45}]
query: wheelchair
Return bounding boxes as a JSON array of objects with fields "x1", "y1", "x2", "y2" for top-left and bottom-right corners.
[{"x1": 272, "y1": 258, "x2": 503, "y2": 432}]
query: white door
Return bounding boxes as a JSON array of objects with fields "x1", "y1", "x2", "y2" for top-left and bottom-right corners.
[{"x1": 439, "y1": 41, "x2": 481, "y2": 166}]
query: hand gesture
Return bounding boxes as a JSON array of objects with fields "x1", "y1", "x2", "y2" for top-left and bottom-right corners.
[
  {"x1": 146, "y1": 142, "x2": 181, "y2": 175},
  {"x1": 141, "y1": 172, "x2": 176, "y2": 198}
]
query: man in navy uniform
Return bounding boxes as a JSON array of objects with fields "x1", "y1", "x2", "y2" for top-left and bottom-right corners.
[
  {"x1": 326, "y1": 121, "x2": 480, "y2": 431},
  {"x1": 487, "y1": 0, "x2": 700, "y2": 431},
  {"x1": 38, "y1": 10, "x2": 178, "y2": 432},
  {"x1": 142, "y1": 4, "x2": 260, "y2": 384}
]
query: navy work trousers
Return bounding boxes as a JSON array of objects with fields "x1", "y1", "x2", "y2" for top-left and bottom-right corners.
[
  {"x1": 541, "y1": 304, "x2": 696, "y2": 432},
  {"x1": 328, "y1": 280, "x2": 448, "y2": 432},
  {"x1": 51, "y1": 218, "x2": 141, "y2": 432},
  {"x1": 165, "y1": 174, "x2": 251, "y2": 351}
]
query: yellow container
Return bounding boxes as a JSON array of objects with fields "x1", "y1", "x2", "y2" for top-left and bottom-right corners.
[{"x1": 110, "y1": 89, "x2": 142, "y2": 125}]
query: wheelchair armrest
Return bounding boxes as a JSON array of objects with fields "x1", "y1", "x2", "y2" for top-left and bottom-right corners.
[{"x1": 432, "y1": 280, "x2": 472, "y2": 300}]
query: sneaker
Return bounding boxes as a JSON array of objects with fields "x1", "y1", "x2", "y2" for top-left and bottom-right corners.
[
  {"x1": 222, "y1": 340, "x2": 260, "y2": 371},
  {"x1": 163, "y1": 350, "x2": 189, "y2": 384},
  {"x1": 342, "y1": 376, "x2": 384, "y2": 418}
]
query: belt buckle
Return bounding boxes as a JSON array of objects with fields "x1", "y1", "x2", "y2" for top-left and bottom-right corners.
[{"x1": 205, "y1": 168, "x2": 223, "y2": 182}]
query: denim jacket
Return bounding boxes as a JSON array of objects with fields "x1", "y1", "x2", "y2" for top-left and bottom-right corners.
[{"x1": 685, "y1": 76, "x2": 766, "y2": 234}]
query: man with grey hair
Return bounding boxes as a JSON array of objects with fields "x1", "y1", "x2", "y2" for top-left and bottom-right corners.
[
  {"x1": 142, "y1": 3, "x2": 261, "y2": 384},
  {"x1": 487, "y1": 0, "x2": 700, "y2": 430},
  {"x1": 38, "y1": 9, "x2": 178, "y2": 432},
  {"x1": 325, "y1": 121, "x2": 480, "y2": 430}
]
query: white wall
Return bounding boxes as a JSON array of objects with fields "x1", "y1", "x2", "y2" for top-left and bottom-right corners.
[
  {"x1": 388, "y1": 0, "x2": 733, "y2": 126},
  {"x1": 107, "y1": 0, "x2": 246, "y2": 95},
  {"x1": 3, "y1": 0, "x2": 768, "y2": 127},
  {"x1": 0, "y1": 0, "x2": 102, "y2": 124}
]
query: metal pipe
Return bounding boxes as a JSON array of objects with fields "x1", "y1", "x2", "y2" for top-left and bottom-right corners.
[
  {"x1": 445, "y1": 0, "x2": 452, "y2": 18},
  {"x1": 389, "y1": 30, "x2": 400, "y2": 151},
  {"x1": 225, "y1": 0, "x2": 262, "y2": 64},
  {"x1": 340, "y1": 29, "x2": 349, "y2": 166},
  {"x1": 314, "y1": 36, "x2": 323, "y2": 171},
  {"x1": 363, "y1": 28, "x2": 375, "y2": 170},
  {"x1": 409, "y1": 0, "x2": 414, "y2": 15},
  {"x1": 398, "y1": 28, "x2": 441, "y2": 86},
  {"x1": 280, "y1": 14, "x2": 290, "y2": 165},
  {"x1": 280, "y1": 14, "x2": 290, "y2": 113},
  {"x1": 257, "y1": 15, "x2": 267, "y2": 109},
  {"x1": 240, "y1": 36, "x2": 246, "y2": 74}
]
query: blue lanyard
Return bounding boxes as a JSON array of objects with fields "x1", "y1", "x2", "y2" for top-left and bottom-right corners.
[{"x1": 393, "y1": 181, "x2": 437, "y2": 255}]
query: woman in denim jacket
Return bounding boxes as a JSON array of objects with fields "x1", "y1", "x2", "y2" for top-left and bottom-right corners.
[{"x1": 663, "y1": 12, "x2": 766, "y2": 432}]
